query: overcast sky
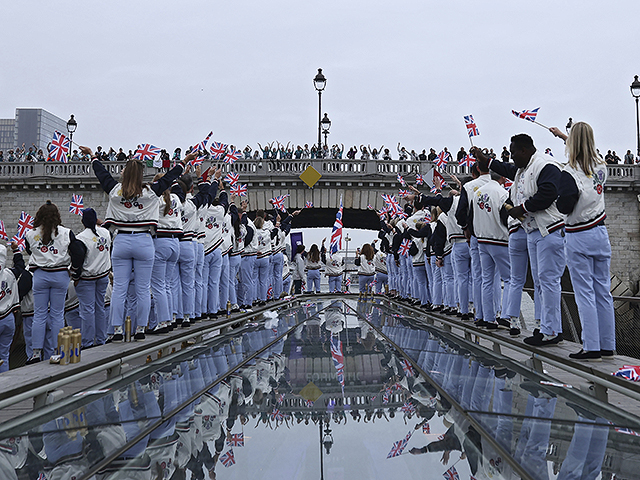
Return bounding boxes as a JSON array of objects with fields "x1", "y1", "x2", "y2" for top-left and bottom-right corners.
[{"x1": 3, "y1": 1, "x2": 639, "y2": 157}]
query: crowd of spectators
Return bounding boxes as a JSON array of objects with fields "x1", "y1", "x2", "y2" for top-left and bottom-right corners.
[{"x1": 1, "y1": 141, "x2": 639, "y2": 164}]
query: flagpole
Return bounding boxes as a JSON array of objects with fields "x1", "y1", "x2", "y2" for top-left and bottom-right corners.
[{"x1": 532, "y1": 120, "x2": 550, "y2": 129}]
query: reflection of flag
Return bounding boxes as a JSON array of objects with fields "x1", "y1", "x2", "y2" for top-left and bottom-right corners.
[
  {"x1": 614, "y1": 427, "x2": 640, "y2": 436},
  {"x1": 133, "y1": 144, "x2": 161, "y2": 162},
  {"x1": 512, "y1": 108, "x2": 539, "y2": 122},
  {"x1": 329, "y1": 196, "x2": 343, "y2": 254},
  {"x1": 330, "y1": 334, "x2": 345, "y2": 394},
  {"x1": 270, "y1": 408, "x2": 284, "y2": 422},
  {"x1": 401, "y1": 359, "x2": 415, "y2": 377},
  {"x1": 443, "y1": 466, "x2": 460, "y2": 480},
  {"x1": 69, "y1": 194, "x2": 84, "y2": 215},
  {"x1": 464, "y1": 115, "x2": 479, "y2": 137},
  {"x1": 17, "y1": 212, "x2": 34, "y2": 237},
  {"x1": 224, "y1": 172, "x2": 239, "y2": 185},
  {"x1": 459, "y1": 154, "x2": 476, "y2": 168},
  {"x1": 0, "y1": 221, "x2": 7, "y2": 241},
  {"x1": 423, "y1": 423, "x2": 430, "y2": 434},
  {"x1": 401, "y1": 402, "x2": 416, "y2": 414},
  {"x1": 226, "y1": 432, "x2": 244, "y2": 447},
  {"x1": 397, "y1": 174, "x2": 406, "y2": 186},
  {"x1": 267, "y1": 285, "x2": 273, "y2": 299},
  {"x1": 386, "y1": 431, "x2": 412, "y2": 459},
  {"x1": 382, "y1": 391, "x2": 390, "y2": 404},
  {"x1": 220, "y1": 449, "x2": 235, "y2": 467},
  {"x1": 398, "y1": 239, "x2": 411, "y2": 256},
  {"x1": 49, "y1": 131, "x2": 70, "y2": 162}
]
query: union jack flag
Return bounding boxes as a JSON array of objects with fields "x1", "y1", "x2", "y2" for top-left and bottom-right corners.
[
  {"x1": 415, "y1": 174, "x2": 424, "y2": 185},
  {"x1": 382, "y1": 391, "x2": 390, "y2": 404},
  {"x1": 276, "y1": 392, "x2": 285, "y2": 404},
  {"x1": 267, "y1": 285, "x2": 274, "y2": 299},
  {"x1": 226, "y1": 432, "x2": 244, "y2": 447},
  {"x1": 190, "y1": 154, "x2": 205, "y2": 167},
  {"x1": 386, "y1": 432, "x2": 412, "y2": 458},
  {"x1": 133, "y1": 144, "x2": 161, "y2": 162},
  {"x1": 305, "y1": 201, "x2": 313, "y2": 208},
  {"x1": 330, "y1": 334, "x2": 345, "y2": 394},
  {"x1": 504, "y1": 179, "x2": 513, "y2": 190},
  {"x1": 210, "y1": 142, "x2": 228, "y2": 159},
  {"x1": 48, "y1": 131, "x2": 70, "y2": 163},
  {"x1": 224, "y1": 149, "x2": 241, "y2": 165},
  {"x1": 613, "y1": 365, "x2": 640, "y2": 381},
  {"x1": 270, "y1": 408, "x2": 284, "y2": 422},
  {"x1": 270, "y1": 194, "x2": 289, "y2": 212},
  {"x1": 423, "y1": 422, "x2": 430, "y2": 434},
  {"x1": 69, "y1": 194, "x2": 84, "y2": 215},
  {"x1": 367, "y1": 204, "x2": 374, "y2": 210},
  {"x1": 230, "y1": 184, "x2": 248, "y2": 197},
  {"x1": 400, "y1": 358, "x2": 415, "y2": 377},
  {"x1": 17, "y1": 212, "x2": 34, "y2": 238},
  {"x1": 219, "y1": 449, "x2": 235, "y2": 467},
  {"x1": 464, "y1": 115, "x2": 480, "y2": 137},
  {"x1": 381, "y1": 194, "x2": 399, "y2": 208},
  {"x1": 397, "y1": 174, "x2": 406, "y2": 186},
  {"x1": 401, "y1": 402, "x2": 416, "y2": 414},
  {"x1": 37, "y1": 473, "x2": 47, "y2": 480},
  {"x1": 191, "y1": 131, "x2": 213, "y2": 154},
  {"x1": 459, "y1": 154, "x2": 476, "y2": 168},
  {"x1": 305, "y1": 399, "x2": 314, "y2": 407},
  {"x1": 512, "y1": 107, "x2": 540, "y2": 122},
  {"x1": 0, "y1": 221, "x2": 7, "y2": 241},
  {"x1": 224, "y1": 172, "x2": 239, "y2": 185},
  {"x1": 344, "y1": 277, "x2": 351, "y2": 290},
  {"x1": 11, "y1": 235, "x2": 25, "y2": 251},
  {"x1": 398, "y1": 239, "x2": 411, "y2": 256},
  {"x1": 435, "y1": 150, "x2": 450, "y2": 169},
  {"x1": 398, "y1": 189, "x2": 410, "y2": 198},
  {"x1": 443, "y1": 466, "x2": 460, "y2": 480},
  {"x1": 329, "y1": 196, "x2": 343, "y2": 255},
  {"x1": 614, "y1": 427, "x2": 640, "y2": 436}
]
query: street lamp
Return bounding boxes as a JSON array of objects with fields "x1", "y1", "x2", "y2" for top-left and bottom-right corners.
[
  {"x1": 66, "y1": 114, "x2": 77, "y2": 160},
  {"x1": 313, "y1": 68, "x2": 326, "y2": 157},
  {"x1": 321, "y1": 113, "x2": 331, "y2": 147},
  {"x1": 631, "y1": 75, "x2": 640, "y2": 158}
]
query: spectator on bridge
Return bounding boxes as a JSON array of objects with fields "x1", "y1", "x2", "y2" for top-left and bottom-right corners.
[
  {"x1": 369, "y1": 145, "x2": 383, "y2": 160},
  {"x1": 552, "y1": 122, "x2": 615, "y2": 361},
  {"x1": 501, "y1": 146, "x2": 510, "y2": 162},
  {"x1": 360, "y1": 145, "x2": 370, "y2": 160},
  {"x1": 243, "y1": 145, "x2": 252, "y2": 159},
  {"x1": 418, "y1": 150, "x2": 427, "y2": 161},
  {"x1": 36, "y1": 149, "x2": 45, "y2": 162},
  {"x1": 116, "y1": 148, "x2": 127, "y2": 161},
  {"x1": 624, "y1": 149, "x2": 635, "y2": 164},
  {"x1": 427, "y1": 148, "x2": 437, "y2": 162},
  {"x1": 0, "y1": 151, "x2": 3, "y2": 161},
  {"x1": 303, "y1": 144, "x2": 310, "y2": 158},
  {"x1": 294, "y1": 145, "x2": 303, "y2": 159},
  {"x1": 397, "y1": 143, "x2": 409, "y2": 161},
  {"x1": 612, "y1": 151, "x2": 621, "y2": 163},
  {"x1": 604, "y1": 150, "x2": 614, "y2": 164},
  {"x1": 346, "y1": 146, "x2": 357, "y2": 159},
  {"x1": 382, "y1": 148, "x2": 392, "y2": 161},
  {"x1": 25, "y1": 201, "x2": 85, "y2": 363},
  {"x1": 457, "y1": 147, "x2": 467, "y2": 163}
]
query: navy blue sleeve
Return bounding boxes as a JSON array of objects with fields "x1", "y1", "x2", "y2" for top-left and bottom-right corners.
[
  {"x1": 9, "y1": 251, "x2": 26, "y2": 279},
  {"x1": 455, "y1": 187, "x2": 469, "y2": 229},
  {"x1": 190, "y1": 181, "x2": 211, "y2": 208},
  {"x1": 408, "y1": 224, "x2": 432, "y2": 238},
  {"x1": 379, "y1": 219, "x2": 391, "y2": 234},
  {"x1": 523, "y1": 164, "x2": 561, "y2": 213},
  {"x1": 218, "y1": 191, "x2": 229, "y2": 214},
  {"x1": 68, "y1": 231, "x2": 86, "y2": 277},
  {"x1": 229, "y1": 203, "x2": 240, "y2": 226},
  {"x1": 92, "y1": 159, "x2": 118, "y2": 194},
  {"x1": 556, "y1": 170, "x2": 579, "y2": 215},
  {"x1": 244, "y1": 224, "x2": 254, "y2": 247},
  {"x1": 438, "y1": 196, "x2": 454, "y2": 213},
  {"x1": 432, "y1": 222, "x2": 447, "y2": 258},
  {"x1": 419, "y1": 194, "x2": 443, "y2": 208},
  {"x1": 17, "y1": 270, "x2": 32, "y2": 301},
  {"x1": 150, "y1": 163, "x2": 185, "y2": 196},
  {"x1": 489, "y1": 159, "x2": 518, "y2": 180},
  {"x1": 171, "y1": 183, "x2": 186, "y2": 202}
]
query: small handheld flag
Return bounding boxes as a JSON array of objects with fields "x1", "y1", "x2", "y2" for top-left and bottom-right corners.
[
  {"x1": 397, "y1": 174, "x2": 406, "y2": 186},
  {"x1": 398, "y1": 239, "x2": 411, "y2": 256},
  {"x1": 11, "y1": 235, "x2": 25, "y2": 251},
  {"x1": 459, "y1": 154, "x2": 476, "y2": 169},
  {"x1": 512, "y1": 107, "x2": 548, "y2": 129},
  {"x1": 270, "y1": 195, "x2": 289, "y2": 212},
  {"x1": 49, "y1": 131, "x2": 70, "y2": 163},
  {"x1": 224, "y1": 150, "x2": 241, "y2": 165},
  {"x1": 305, "y1": 201, "x2": 313, "y2": 208},
  {"x1": 398, "y1": 189, "x2": 410, "y2": 198},
  {"x1": 219, "y1": 449, "x2": 236, "y2": 467},
  {"x1": 226, "y1": 432, "x2": 244, "y2": 447},
  {"x1": 224, "y1": 172, "x2": 240, "y2": 186},
  {"x1": 230, "y1": 184, "x2": 247, "y2": 197},
  {"x1": 69, "y1": 194, "x2": 84, "y2": 215},
  {"x1": 133, "y1": 144, "x2": 161, "y2": 162},
  {"x1": 415, "y1": 174, "x2": 424, "y2": 185},
  {"x1": 435, "y1": 150, "x2": 450, "y2": 169},
  {"x1": 210, "y1": 142, "x2": 228, "y2": 160},
  {"x1": 442, "y1": 466, "x2": 460, "y2": 480},
  {"x1": 17, "y1": 212, "x2": 34, "y2": 238},
  {"x1": 0, "y1": 221, "x2": 7, "y2": 241},
  {"x1": 464, "y1": 115, "x2": 479, "y2": 138}
]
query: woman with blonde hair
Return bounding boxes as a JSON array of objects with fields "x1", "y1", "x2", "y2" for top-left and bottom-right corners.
[{"x1": 552, "y1": 122, "x2": 615, "y2": 361}]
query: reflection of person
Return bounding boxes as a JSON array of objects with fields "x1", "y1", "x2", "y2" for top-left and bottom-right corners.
[{"x1": 552, "y1": 122, "x2": 615, "y2": 361}]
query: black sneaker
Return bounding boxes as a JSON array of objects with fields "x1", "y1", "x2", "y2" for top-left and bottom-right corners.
[
  {"x1": 460, "y1": 313, "x2": 471, "y2": 321},
  {"x1": 496, "y1": 318, "x2": 511, "y2": 329},
  {"x1": 600, "y1": 350, "x2": 615, "y2": 358},
  {"x1": 112, "y1": 327, "x2": 124, "y2": 342},
  {"x1": 134, "y1": 329, "x2": 146, "y2": 341},
  {"x1": 569, "y1": 349, "x2": 602, "y2": 362},
  {"x1": 26, "y1": 352, "x2": 42, "y2": 365},
  {"x1": 524, "y1": 332, "x2": 563, "y2": 346},
  {"x1": 182, "y1": 319, "x2": 191, "y2": 328},
  {"x1": 474, "y1": 319, "x2": 488, "y2": 328},
  {"x1": 484, "y1": 322, "x2": 499, "y2": 330},
  {"x1": 509, "y1": 327, "x2": 521, "y2": 337}
]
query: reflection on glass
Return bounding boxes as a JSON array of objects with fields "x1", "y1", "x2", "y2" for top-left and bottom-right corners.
[{"x1": 0, "y1": 299, "x2": 639, "y2": 479}]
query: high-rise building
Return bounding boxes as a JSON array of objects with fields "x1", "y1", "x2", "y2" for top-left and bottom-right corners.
[{"x1": 0, "y1": 108, "x2": 68, "y2": 154}]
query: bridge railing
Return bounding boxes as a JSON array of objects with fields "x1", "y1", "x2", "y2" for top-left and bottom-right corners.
[{"x1": 0, "y1": 160, "x2": 639, "y2": 187}]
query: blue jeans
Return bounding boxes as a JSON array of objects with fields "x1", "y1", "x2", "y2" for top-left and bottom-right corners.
[
  {"x1": 228, "y1": 254, "x2": 242, "y2": 305},
  {"x1": 151, "y1": 237, "x2": 180, "y2": 327},
  {"x1": 33, "y1": 269, "x2": 69, "y2": 357},
  {"x1": 452, "y1": 241, "x2": 471, "y2": 314},
  {"x1": 479, "y1": 243, "x2": 511, "y2": 322},
  {"x1": 194, "y1": 242, "x2": 205, "y2": 317},
  {"x1": 255, "y1": 256, "x2": 270, "y2": 300},
  {"x1": 307, "y1": 269, "x2": 321, "y2": 293},
  {"x1": 205, "y1": 249, "x2": 222, "y2": 314},
  {"x1": 75, "y1": 276, "x2": 109, "y2": 346},
  {"x1": 0, "y1": 314, "x2": 15, "y2": 372}
]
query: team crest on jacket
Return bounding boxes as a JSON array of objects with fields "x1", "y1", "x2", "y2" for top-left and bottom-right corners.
[
  {"x1": 205, "y1": 216, "x2": 218, "y2": 230},
  {"x1": 592, "y1": 170, "x2": 605, "y2": 195},
  {"x1": 37, "y1": 240, "x2": 58, "y2": 254},
  {"x1": 0, "y1": 281, "x2": 11, "y2": 301},
  {"x1": 96, "y1": 236, "x2": 109, "y2": 252},
  {"x1": 476, "y1": 193, "x2": 492, "y2": 212},
  {"x1": 121, "y1": 196, "x2": 144, "y2": 209}
]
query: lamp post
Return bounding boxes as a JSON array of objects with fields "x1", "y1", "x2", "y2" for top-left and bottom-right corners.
[
  {"x1": 313, "y1": 68, "x2": 326, "y2": 157},
  {"x1": 66, "y1": 114, "x2": 77, "y2": 161},
  {"x1": 321, "y1": 113, "x2": 331, "y2": 148},
  {"x1": 631, "y1": 76, "x2": 640, "y2": 159}
]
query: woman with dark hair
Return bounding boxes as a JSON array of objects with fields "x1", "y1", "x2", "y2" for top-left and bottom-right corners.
[
  {"x1": 354, "y1": 243, "x2": 375, "y2": 293},
  {"x1": 305, "y1": 244, "x2": 322, "y2": 293},
  {"x1": 74, "y1": 207, "x2": 112, "y2": 348},
  {"x1": 25, "y1": 201, "x2": 85, "y2": 363},
  {"x1": 81, "y1": 145, "x2": 191, "y2": 342}
]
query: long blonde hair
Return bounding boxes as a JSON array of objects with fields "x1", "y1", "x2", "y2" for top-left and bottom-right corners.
[
  {"x1": 565, "y1": 121, "x2": 603, "y2": 175},
  {"x1": 121, "y1": 160, "x2": 145, "y2": 199}
]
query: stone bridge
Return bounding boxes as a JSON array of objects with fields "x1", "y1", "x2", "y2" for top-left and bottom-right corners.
[{"x1": 1, "y1": 159, "x2": 640, "y2": 291}]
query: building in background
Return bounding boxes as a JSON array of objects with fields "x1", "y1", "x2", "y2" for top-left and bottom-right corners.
[{"x1": 0, "y1": 108, "x2": 67, "y2": 153}]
